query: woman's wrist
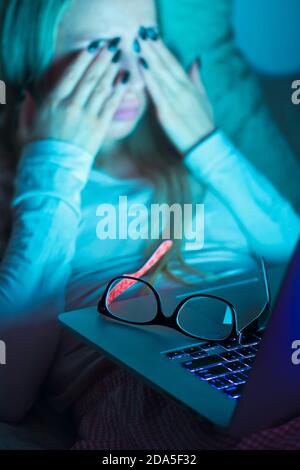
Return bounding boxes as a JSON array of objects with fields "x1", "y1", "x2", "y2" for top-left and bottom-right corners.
[
  {"x1": 13, "y1": 140, "x2": 94, "y2": 217},
  {"x1": 182, "y1": 129, "x2": 237, "y2": 186},
  {"x1": 182, "y1": 127, "x2": 219, "y2": 160},
  {"x1": 20, "y1": 139, "x2": 94, "y2": 178}
]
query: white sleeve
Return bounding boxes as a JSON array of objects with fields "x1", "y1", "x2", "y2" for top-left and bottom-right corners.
[
  {"x1": 0, "y1": 140, "x2": 94, "y2": 423},
  {"x1": 184, "y1": 131, "x2": 300, "y2": 262}
]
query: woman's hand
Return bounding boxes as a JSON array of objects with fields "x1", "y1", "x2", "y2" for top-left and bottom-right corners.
[
  {"x1": 137, "y1": 34, "x2": 215, "y2": 154},
  {"x1": 26, "y1": 46, "x2": 129, "y2": 157}
]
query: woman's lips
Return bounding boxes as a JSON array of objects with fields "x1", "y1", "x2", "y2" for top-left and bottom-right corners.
[{"x1": 114, "y1": 103, "x2": 141, "y2": 121}]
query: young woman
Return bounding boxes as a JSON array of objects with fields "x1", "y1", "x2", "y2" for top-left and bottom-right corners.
[{"x1": 0, "y1": 0, "x2": 299, "y2": 449}]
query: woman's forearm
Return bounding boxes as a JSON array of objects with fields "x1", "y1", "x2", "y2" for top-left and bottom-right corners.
[
  {"x1": 0, "y1": 196, "x2": 80, "y2": 422},
  {"x1": 184, "y1": 131, "x2": 300, "y2": 261},
  {"x1": 0, "y1": 141, "x2": 94, "y2": 423}
]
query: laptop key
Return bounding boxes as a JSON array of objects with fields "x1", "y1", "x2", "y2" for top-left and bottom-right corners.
[
  {"x1": 195, "y1": 365, "x2": 229, "y2": 380},
  {"x1": 237, "y1": 346, "x2": 257, "y2": 357},
  {"x1": 222, "y1": 338, "x2": 240, "y2": 350},
  {"x1": 208, "y1": 376, "x2": 232, "y2": 389},
  {"x1": 227, "y1": 373, "x2": 246, "y2": 385},
  {"x1": 183, "y1": 346, "x2": 203, "y2": 354},
  {"x1": 201, "y1": 342, "x2": 219, "y2": 350},
  {"x1": 220, "y1": 351, "x2": 242, "y2": 362},
  {"x1": 224, "y1": 385, "x2": 244, "y2": 399},
  {"x1": 241, "y1": 369, "x2": 250, "y2": 378},
  {"x1": 242, "y1": 357, "x2": 255, "y2": 367},
  {"x1": 226, "y1": 361, "x2": 246, "y2": 372},
  {"x1": 181, "y1": 355, "x2": 222, "y2": 371},
  {"x1": 191, "y1": 351, "x2": 209, "y2": 359},
  {"x1": 239, "y1": 335, "x2": 259, "y2": 346},
  {"x1": 166, "y1": 350, "x2": 185, "y2": 359}
]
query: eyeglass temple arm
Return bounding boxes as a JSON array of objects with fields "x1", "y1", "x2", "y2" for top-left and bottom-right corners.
[
  {"x1": 253, "y1": 257, "x2": 271, "y2": 331},
  {"x1": 261, "y1": 257, "x2": 270, "y2": 305},
  {"x1": 237, "y1": 257, "x2": 271, "y2": 341},
  {"x1": 107, "y1": 240, "x2": 173, "y2": 305}
]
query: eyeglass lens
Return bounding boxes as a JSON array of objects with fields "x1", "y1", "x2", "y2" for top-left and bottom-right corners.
[
  {"x1": 106, "y1": 277, "x2": 234, "y2": 340},
  {"x1": 106, "y1": 278, "x2": 157, "y2": 323}
]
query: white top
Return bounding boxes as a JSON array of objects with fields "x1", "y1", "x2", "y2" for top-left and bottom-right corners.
[{"x1": 0, "y1": 130, "x2": 299, "y2": 421}]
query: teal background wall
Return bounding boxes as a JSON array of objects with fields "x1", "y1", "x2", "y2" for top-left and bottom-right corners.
[{"x1": 234, "y1": 0, "x2": 300, "y2": 75}]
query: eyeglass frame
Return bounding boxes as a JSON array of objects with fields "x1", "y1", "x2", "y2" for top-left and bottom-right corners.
[{"x1": 97, "y1": 258, "x2": 270, "y2": 344}]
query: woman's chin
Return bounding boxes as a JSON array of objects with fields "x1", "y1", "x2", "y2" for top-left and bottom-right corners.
[{"x1": 106, "y1": 116, "x2": 141, "y2": 141}]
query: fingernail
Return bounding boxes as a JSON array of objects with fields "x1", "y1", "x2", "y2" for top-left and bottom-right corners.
[
  {"x1": 147, "y1": 27, "x2": 159, "y2": 41},
  {"x1": 108, "y1": 37, "x2": 121, "y2": 53},
  {"x1": 133, "y1": 39, "x2": 141, "y2": 53},
  {"x1": 112, "y1": 71, "x2": 121, "y2": 87},
  {"x1": 121, "y1": 70, "x2": 131, "y2": 84},
  {"x1": 87, "y1": 39, "x2": 105, "y2": 54},
  {"x1": 138, "y1": 57, "x2": 149, "y2": 70},
  {"x1": 138, "y1": 26, "x2": 148, "y2": 40},
  {"x1": 111, "y1": 49, "x2": 122, "y2": 63}
]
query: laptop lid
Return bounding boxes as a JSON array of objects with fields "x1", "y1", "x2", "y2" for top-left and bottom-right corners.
[{"x1": 230, "y1": 240, "x2": 300, "y2": 436}]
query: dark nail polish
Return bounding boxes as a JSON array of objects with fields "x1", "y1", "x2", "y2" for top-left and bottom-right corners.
[
  {"x1": 138, "y1": 26, "x2": 148, "y2": 40},
  {"x1": 112, "y1": 49, "x2": 122, "y2": 63},
  {"x1": 87, "y1": 39, "x2": 105, "y2": 53},
  {"x1": 121, "y1": 70, "x2": 131, "y2": 84},
  {"x1": 112, "y1": 71, "x2": 121, "y2": 87},
  {"x1": 138, "y1": 57, "x2": 149, "y2": 70},
  {"x1": 133, "y1": 39, "x2": 141, "y2": 53},
  {"x1": 147, "y1": 27, "x2": 159, "y2": 41},
  {"x1": 108, "y1": 37, "x2": 121, "y2": 53}
]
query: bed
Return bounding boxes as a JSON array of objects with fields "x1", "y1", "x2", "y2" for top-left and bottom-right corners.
[{"x1": 0, "y1": 399, "x2": 74, "y2": 450}]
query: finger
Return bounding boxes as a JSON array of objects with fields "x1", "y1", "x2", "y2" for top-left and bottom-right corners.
[
  {"x1": 188, "y1": 60, "x2": 206, "y2": 95},
  {"x1": 140, "y1": 64, "x2": 167, "y2": 107},
  {"x1": 48, "y1": 49, "x2": 98, "y2": 101},
  {"x1": 140, "y1": 66, "x2": 174, "y2": 123},
  {"x1": 97, "y1": 74, "x2": 130, "y2": 126},
  {"x1": 141, "y1": 37, "x2": 186, "y2": 82},
  {"x1": 138, "y1": 40, "x2": 179, "y2": 95},
  {"x1": 86, "y1": 62, "x2": 120, "y2": 113},
  {"x1": 188, "y1": 60, "x2": 214, "y2": 116},
  {"x1": 69, "y1": 47, "x2": 120, "y2": 106}
]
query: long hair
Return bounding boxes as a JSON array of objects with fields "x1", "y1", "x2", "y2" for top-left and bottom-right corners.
[{"x1": 0, "y1": 0, "x2": 205, "y2": 285}]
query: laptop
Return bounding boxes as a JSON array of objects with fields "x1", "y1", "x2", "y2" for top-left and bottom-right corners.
[{"x1": 59, "y1": 242, "x2": 300, "y2": 437}]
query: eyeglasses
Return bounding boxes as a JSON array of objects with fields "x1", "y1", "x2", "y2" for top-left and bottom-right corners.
[{"x1": 97, "y1": 241, "x2": 270, "y2": 344}]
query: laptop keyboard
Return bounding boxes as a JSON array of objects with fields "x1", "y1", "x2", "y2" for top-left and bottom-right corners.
[{"x1": 163, "y1": 331, "x2": 264, "y2": 400}]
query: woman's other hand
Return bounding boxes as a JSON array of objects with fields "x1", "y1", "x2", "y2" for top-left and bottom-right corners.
[
  {"x1": 136, "y1": 30, "x2": 215, "y2": 154},
  {"x1": 26, "y1": 44, "x2": 130, "y2": 157}
]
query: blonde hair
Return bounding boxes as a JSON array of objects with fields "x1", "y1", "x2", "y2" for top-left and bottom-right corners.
[{"x1": 0, "y1": 0, "x2": 205, "y2": 285}]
